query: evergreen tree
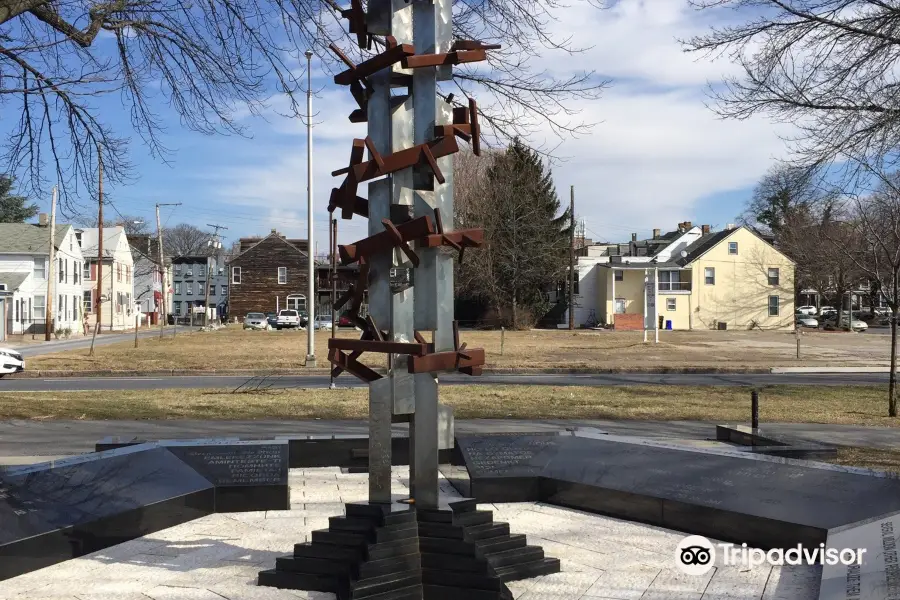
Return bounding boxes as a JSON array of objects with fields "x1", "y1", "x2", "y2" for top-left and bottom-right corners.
[
  {"x1": 457, "y1": 140, "x2": 572, "y2": 328},
  {"x1": 0, "y1": 175, "x2": 39, "y2": 223}
]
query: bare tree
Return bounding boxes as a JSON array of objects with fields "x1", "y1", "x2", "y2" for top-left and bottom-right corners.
[
  {"x1": 164, "y1": 223, "x2": 213, "y2": 258},
  {"x1": 1, "y1": 0, "x2": 607, "y2": 213},
  {"x1": 684, "y1": 1, "x2": 900, "y2": 184},
  {"x1": 75, "y1": 212, "x2": 148, "y2": 236}
]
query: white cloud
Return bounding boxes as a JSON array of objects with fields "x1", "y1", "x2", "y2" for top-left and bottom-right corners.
[{"x1": 204, "y1": 0, "x2": 791, "y2": 243}]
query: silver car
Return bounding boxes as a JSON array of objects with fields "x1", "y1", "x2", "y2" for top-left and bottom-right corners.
[{"x1": 243, "y1": 312, "x2": 269, "y2": 330}]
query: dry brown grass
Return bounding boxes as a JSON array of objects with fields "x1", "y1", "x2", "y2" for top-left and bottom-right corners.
[
  {"x1": 24, "y1": 325, "x2": 894, "y2": 372},
  {"x1": 3, "y1": 384, "x2": 899, "y2": 426},
  {"x1": 822, "y1": 447, "x2": 900, "y2": 474}
]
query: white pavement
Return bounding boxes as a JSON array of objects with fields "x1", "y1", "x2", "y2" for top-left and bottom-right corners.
[{"x1": 0, "y1": 467, "x2": 821, "y2": 600}]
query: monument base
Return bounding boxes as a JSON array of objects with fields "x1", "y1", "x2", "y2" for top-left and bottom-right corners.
[{"x1": 257, "y1": 497, "x2": 559, "y2": 599}]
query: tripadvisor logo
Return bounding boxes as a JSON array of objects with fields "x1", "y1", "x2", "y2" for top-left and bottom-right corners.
[{"x1": 675, "y1": 535, "x2": 867, "y2": 576}]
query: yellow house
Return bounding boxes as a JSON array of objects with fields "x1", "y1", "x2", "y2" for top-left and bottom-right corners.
[{"x1": 595, "y1": 225, "x2": 795, "y2": 331}]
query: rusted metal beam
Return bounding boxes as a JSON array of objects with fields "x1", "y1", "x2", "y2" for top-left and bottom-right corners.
[
  {"x1": 329, "y1": 338, "x2": 428, "y2": 356},
  {"x1": 328, "y1": 184, "x2": 369, "y2": 220},
  {"x1": 339, "y1": 0, "x2": 369, "y2": 49},
  {"x1": 402, "y1": 49, "x2": 487, "y2": 69},
  {"x1": 451, "y1": 40, "x2": 502, "y2": 51},
  {"x1": 339, "y1": 215, "x2": 435, "y2": 265},
  {"x1": 470, "y1": 97, "x2": 481, "y2": 156},
  {"x1": 407, "y1": 348, "x2": 486, "y2": 374},
  {"x1": 328, "y1": 347, "x2": 382, "y2": 382},
  {"x1": 350, "y1": 135, "x2": 460, "y2": 183},
  {"x1": 335, "y1": 38, "x2": 415, "y2": 86},
  {"x1": 422, "y1": 228, "x2": 485, "y2": 248}
]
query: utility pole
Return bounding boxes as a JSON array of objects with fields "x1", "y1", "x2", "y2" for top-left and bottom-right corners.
[
  {"x1": 569, "y1": 185, "x2": 575, "y2": 330},
  {"x1": 204, "y1": 223, "x2": 228, "y2": 326},
  {"x1": 155, "y1": 202, "x2": 181, "y2": 339},
  {"x1": 330, "y1": 217, "x2": 337, "y2": 389},
  {"x1": 305, "y1": 49, "x2": 316, "y2": 367},
  {"x1": 89, "y1": 151, "x2": 104, "y2": 356},
  {"x1": 45, "y1": 186, "x2": 58, "y2": 341}
]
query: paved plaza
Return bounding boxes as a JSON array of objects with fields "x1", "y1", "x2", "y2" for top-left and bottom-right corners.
[{"x1": 0, "y1": 467, "x2": 821, "y2": 600}]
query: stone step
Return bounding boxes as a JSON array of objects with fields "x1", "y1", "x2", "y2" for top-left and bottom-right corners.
[
  {"x1": 419, "y1": 536, "x2": 478, "y2": 556},
  {"x1": 416, "y1": 509, "x2": 454, "y2": 524},
  {"x1": 349, "y1": 571, "x2": 422, "y2": 598},
  {"x1": 476, "y1": 534, "x2": 527, "y2": 554},
  {"x1": 354, "y1": 584, "x2": 423, "y2": 600},
  {"x1": 257, "y1": 568, "x2": 337, "y2": 592},
  {"x1": 465, "y1": 522, "x2": 510, "y2": 541},
  {"x1": 294, "y1": 541, "x2": 363, "y2": 562},
  {"x1": 420, "y1": 552, "x2": 489, "y2": 573},
  {"x1": 357, "y1": 552, "x2": 421, "y2": 581},
  {"x1": 423, "y1": 585, "x2": 512, "y2": 600},
  {"x1": 421, "y1": 567, "x2": 504, "y2": 591},
  {"x1": 331, "y1": 516, "x2": 378, "y2": 533},
  {"x1": 449, "y1": 499, "x2": 478, "y2": 514},
  {"x1": 417, "y1": 522, "x2": 464, "y2": 540},
  {"x1": 372, "y1": 523, "x2": 418, "y2": 544},
  {"x1": 276, "y1": 555, "x2": 352, "y2": 576},
  {"x1": 485, "y1": 546, "x2": 545, "y2": 569},
  {"x1": 454, "y1": 510, "x2": 494, "y2": 527},
  {"x1": 493, "y1": 557, "x2": 561, "y2": 582},
  {"x1": 366, "y1": 538, "x2": 420, "y2": 562},
  {"x1": 312, "y1": 529, "x2": 368, "y2": 547}
]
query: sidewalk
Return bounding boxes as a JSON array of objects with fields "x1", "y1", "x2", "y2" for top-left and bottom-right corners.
[
  {"x1": 1, "y1": 418, "x2": 898, "y2": 462},
  {"x1": 7, "y1": 326, "x2": 198, "y2": 357}
]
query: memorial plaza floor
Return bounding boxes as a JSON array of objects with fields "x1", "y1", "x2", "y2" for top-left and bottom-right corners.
[{"x1": 0, "y1": 467, "x2": 821, "y2": 600}]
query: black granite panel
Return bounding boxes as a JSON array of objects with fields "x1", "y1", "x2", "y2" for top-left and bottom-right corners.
[{"x1": 0, "y1": 445, "x2": 215, "y2": 581}]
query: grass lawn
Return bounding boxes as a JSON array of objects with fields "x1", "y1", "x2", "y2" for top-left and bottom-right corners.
[
  {"x1": 823, "y1": 447, "x2": 900, "y2": 474},
  {"x1": 23, "y1": 324, "x2": 894, "y2": 372},
  {"x1": 3, "y1": 384, "x2": 899, "y2": 426}
]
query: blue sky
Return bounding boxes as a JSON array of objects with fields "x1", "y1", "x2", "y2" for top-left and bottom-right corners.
[{"x1": 3, "y1": 0, "x2": 791, "y2": 250}]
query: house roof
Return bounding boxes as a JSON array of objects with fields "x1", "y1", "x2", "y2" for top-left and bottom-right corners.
[
  {"x1": 228, "y1": 231, "x2": 308, "y2": 264},
  {"x1": 0, "y1": 271, "x2": 28, "y2": 292},
  {"x1": 78, "y1": 227, "x2": 126, "y2": 259},
  {"x1": 674, "y1": 229, "x2": 736, "y2": 266},
  {"x1": 0, "y1": 223, "x2": 72, "y2": 254}
]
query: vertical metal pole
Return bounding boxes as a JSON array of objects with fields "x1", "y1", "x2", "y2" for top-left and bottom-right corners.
[
  {"x1": 751, "y1": 389, "x2": 759, "y2": 430},
  {"x1": 89, "y1": 154, "x2": 104, "y2": 356},
  {"x1": 654, "y1": 265, "x2": 659, "y2": 343},
  {"x1": 330, "y1": 218, "x2": 337, "y2": 389},
  {"x1": 306, "y1": 49, "x2": 317, "y2": 367},
  {"x1": 569, "y1": 185, "x2": 575, "y2": 330},
  {"x1": 643, "y1": 268, "x2": 648, "y2": 344},
  {"x1": 45, "y1": 186, "x2": 57, "y2": 341},
  {"x1": 156, "y1": 205, "x2": 165, "y2": 340}
]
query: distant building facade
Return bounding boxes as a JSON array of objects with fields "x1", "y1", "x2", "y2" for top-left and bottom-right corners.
[
  {"x1": 227, "y1": 230, "x2": 309, "y2": 319},
  {"x1": 79, "y1": 227, "x2": 136, "y2": 331},
  {"x1": 170, "y1": 253, "x2": 229, "y2": 321}
]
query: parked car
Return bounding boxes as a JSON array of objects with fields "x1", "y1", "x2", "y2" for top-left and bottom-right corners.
[
  {"x1": 298, "y1": 310, "x2": 309, "y2": 328},
  {"x1": 838, "y1": 315, "x2": 869, "y2": 331},
  {"x1": 266, "y1": 312, "x2": 278, "y2": 328},
  {"x1": 796, "y1": 315, "x2": 818, "y2": 328},
  {"x1": 338, "y1": 314, "x2": 353, "y2": 327},
  {"x1": 243, "y1": 312, "x2": 269, "y2": 330},
  {"x1": 276, "y1": 309, "x2": 302, "y2": 330},
  {"x1": 819, "y1": 306, "x2": 837, "y2": 316},
  {"x1": 313, "y1": 315, "x2": 333, "y2": 330},
  {"x1": 796, "y1": 305, "x2": 818, "y2": 315},
  {"x1": 0, "y1": 347, "x2": 24, "y2": 377}
]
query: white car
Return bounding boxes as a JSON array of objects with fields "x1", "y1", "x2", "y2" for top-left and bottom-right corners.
[
  {"x1": 276, "y1": 309, "x2": 302, "y2": 330},
  {"x1": 838, "y1": 315, "x2": 868, "y2": 331},
  {"x1": 0, "y1": 347, "x2": 24, "y2": 377},
  {"x1": 796, "y1": 305, "x2": 818, "y2": 315},
  {"x1": 313, "y1": 315, "x2": 333, "y2": 330},
  {"x1": 796, "y1": 316, "x2": 818, "y2": 328}
]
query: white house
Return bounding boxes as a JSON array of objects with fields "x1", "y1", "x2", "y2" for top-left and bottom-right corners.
[
  {"x1": 78, "y1": 226, "x2": 136, "y2": 331},
  {"x1": 0, "y1": 220, "x2": 86, "y2": 336}
]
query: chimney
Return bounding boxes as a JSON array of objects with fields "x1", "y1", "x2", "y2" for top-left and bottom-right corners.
[
  {"x1": 38, "y1": 213, "x2": 48, "y2": 226},
  {"x1": 701, "y1": 224, "x2": 710, "y2": 235},
  {"x1": 271, "y1": 228, "x2": 278, "y2": 235},
  {"x1": 652, "y1": 228, "x2": 660, "y2": 239},
  {"x1": 684, "y1": 221, "x2": 692, "y2": 229},
  {"x1": 726, "y1": 223, "x2": 736, "y2": 231},
  {"x1": 631, "y1": 233, "x2": 637, "y2": 242}
]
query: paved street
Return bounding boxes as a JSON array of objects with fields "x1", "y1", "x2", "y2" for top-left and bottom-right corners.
[
  {"x1": 6, "y1": 326, "x2": 198, "y2": 357},
  {"x1": 0, "y1": 371, "x2": 894, "y2": 391}
]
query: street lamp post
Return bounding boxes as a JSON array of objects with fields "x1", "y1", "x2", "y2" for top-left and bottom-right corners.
[{"x1": 305, "y1": 49, "x2": 316, "y2": 367}]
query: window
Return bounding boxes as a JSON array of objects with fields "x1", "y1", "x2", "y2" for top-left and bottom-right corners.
[
  {"x1": 218, "y1": 267, "x2": 224, "y2": 275},
  {"x1": 83, "y1": 291, "x2": 93, "y2": 314},
  {"x1": 59, "y1": 257, "x2": 64, "y2": 283},
  {"x1": 117, "y1": 263, "x2": 122, "y2": 282},
  {"x1": 221, "y1": 285, "x2": 228, "y2": 296},
  {"x1": 33, "y1": 295, "x2": 45, "y2": 320},
  {"x1": 174, "y1": 282, "x2": 181, "y2": 295},
  {"x1": 187, "y1": 284, "x2": 193, "y2": 295},
  {"x1": 174, "y1": 301, "x2": 182, "y2": 316},
  {"x1": 286, "y1": 295, "x2": 307, "y2": 311},
  {"x1": 704, "y1": 267, "x2": 715, "y2": 285},
  {"x1": 197, "y1": 282, "x2": 203, "y2": 295},
  {"x1": 175, "y1": 263, "x2": 182, "y2": 274},
  {"x1": 614, "y1": 298, "x2": 626, "y2": 314},
  {"x1": 83, "y1": 261, "x2": 91, "y2": 281},
  {"x1": 768, "y1": 295, "x2": 780, "y2": 316},
  {"x1": 667, "y1": 298, "x2": 676, "y2": 311},
  {"x1": 198, "y1": 265, "x2": 205, "y2": 278},
  {"x1": 73, "y1": 295, "x2": 79, "y2": 321},
  {"x1": 278, "y1": 267, "x2": 287, "y2": 285},
  {"x1": 33, "y1": 258, "x2": 45, "y2": 279},
  {"x1": 232, "y1": 267, "x2": 241, "y2": 284},
  {"x1": 728, "y1": 242, "x2": 738, "y2": 255},
  {"x1": 74, "y1": 262, "x2": 79, "y2": 284},
  {"x1": 69, "y1": 237, "x2": 73, "y2": 252},
  {"x1": 614, "y1": 270, "x2": 623, "y2": 282},
  {"x1": 768, "y1": 268, "x2": 780, "y2": 286},
  {"x1": 75, "y1": 231, "x2": 82, "y2": 247},
  {"x1": 126, "y1": 265, "x2": 130, "y2": 283}
]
